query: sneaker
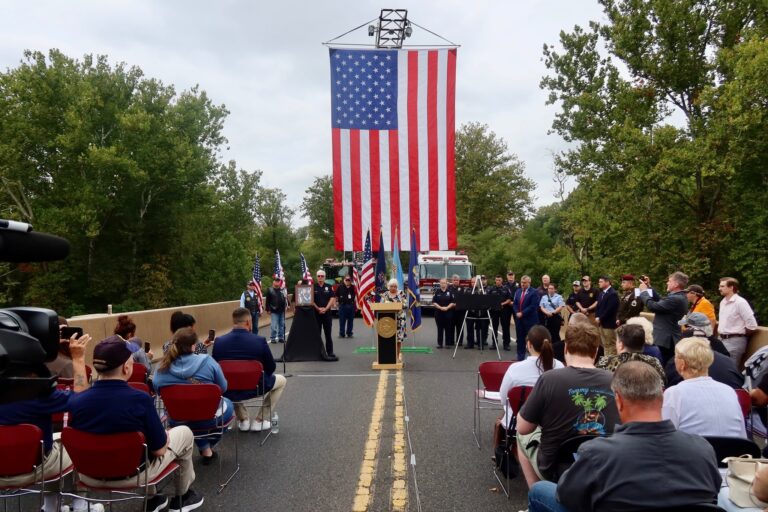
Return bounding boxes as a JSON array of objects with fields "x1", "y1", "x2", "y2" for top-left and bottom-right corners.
[
  {"x1": 278, "y1": 339, "x2": 285, "y2": 343},
  {"x1": 72, "y1": 504, "x2": 105, "y2": 512},
  {"x1": 146, "y1": 494, "x2": 169, "y2": 512},
  {"x1": 250, "y1": 419, "x2": 271, "y2": 432},
  {"x1": 238, "y1": 419, "x2": 251, "y2": 432},
  {"x1": 269, "y1": 339, "x2": 277, "y2": 344},
  {"x1": 169, "y1": 489, "x2": 204, "y2": 512}
]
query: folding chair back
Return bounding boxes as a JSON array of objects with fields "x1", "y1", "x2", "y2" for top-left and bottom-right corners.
[
  {"x1": 218, "y1": 360, "x2": 263, "y2": 391},
  {"x1": 160, "y1": 383, "x2": 221, "y2": 422},
  {"x1": 0, "y1": 424, "x2": 43, "y2": 477},
  {"x1": 61, "y1": 427, "x2": 145, "y2": 480},
  {"x1": 554, "y1": 434, "x2": 599, "y2": 478},
  {"x1": 507, "y1": 386, "x2": 533, "y2": 418},
  {"x1": 703, "y1": 436, "x2": 761, "y2": 468},
  {"x1": 127, "y1": 382, "x2": 152, "y2": 395},
  {"x1": 128, "y1": 364, "x2": 147, "y2": 383},
  {"x1": 478, "y1": 361, "x2": 513, "y2": 393}
]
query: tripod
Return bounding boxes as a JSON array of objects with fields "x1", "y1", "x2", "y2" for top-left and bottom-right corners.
[{"x1": 452, "y1": 276, "x2": 501, "y2": 360}]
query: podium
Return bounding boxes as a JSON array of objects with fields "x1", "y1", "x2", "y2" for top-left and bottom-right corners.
[{"x1": 371, "y1": 302, "x2": 404, "y2": 370}]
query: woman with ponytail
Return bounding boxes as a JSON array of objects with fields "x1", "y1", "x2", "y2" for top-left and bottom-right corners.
[
  {"x1": 496, "y1": 326, "x2": 564, "y2": 441},
  {"x1": 153, "y1": 327, "x2": 233, "y2": 465}
]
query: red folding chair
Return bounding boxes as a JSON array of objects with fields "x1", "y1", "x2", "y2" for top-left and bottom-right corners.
[
  {"x1": 159, "y1": 384, "x2": 236, "y2": 494},
  {"x1": 61, "y1": 427, "x2": 178, "y2": 510},
  {"x1": 218, "y1": 360, "x2": 272, "y2": 446},
  {"x1": 128, "y1": 364, "x2": 147, "y2": 383},
  {"x1": 494, "y1": 385, "x2": 533, "y2": 497},
  {"x1": 127, "y1": 382, "x2": 152, "y2": 395},
  {"x1": 473, "y1": 361, "x2": 513, "y2": 448},
  {"x1": 735, "y1": 388, "x2": 752, "y2": 433},
  {"x1": 0, "y1": 424, "x2": 73, "y2": 511}
]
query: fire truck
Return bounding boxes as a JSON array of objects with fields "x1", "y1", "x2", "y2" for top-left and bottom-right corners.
[{"x1": 417, "y1": 251, "x2": 474, "y2": 308}]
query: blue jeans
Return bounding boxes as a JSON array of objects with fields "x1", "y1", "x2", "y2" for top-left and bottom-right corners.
[
  {"x1": 270, "y1": 312, "x2": 285, "y2": 341},
  {"x1": 338, "y1": 304, "x2": 355, "y2": 336},
  {"x1": 528, "y1": 481, "x2": 570, "y2": 512},
  {"x1": 169, "y1": 397, "x2": 234, "y2": 452}
]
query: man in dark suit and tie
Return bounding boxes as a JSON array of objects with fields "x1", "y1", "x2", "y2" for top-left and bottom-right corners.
[
  {"x1": 595, "y1": 276, "x2": 620, "y2": 356},
  {"x1": 512, "y1": 275, "x2": 539, "y2": 361},
  {"x1": 212, "y1": 307, "x2": 287, "y2": 433}
]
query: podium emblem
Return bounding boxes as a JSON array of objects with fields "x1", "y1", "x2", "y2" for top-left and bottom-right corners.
[{"x1": 377, "y1": 316, "x2": 397, "y2": 339}]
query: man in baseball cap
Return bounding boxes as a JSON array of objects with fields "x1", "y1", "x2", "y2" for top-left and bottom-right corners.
[{"x1": 68, "y1": 337, "x2": 204, "y2": 512}]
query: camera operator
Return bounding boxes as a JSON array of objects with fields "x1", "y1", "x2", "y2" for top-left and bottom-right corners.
[
  {"x1": 638, "y1": 272, "x2": 689, "y2": 364},
  {"x1": 0, "y1": 333, "x2": 94, "y2": 512}
]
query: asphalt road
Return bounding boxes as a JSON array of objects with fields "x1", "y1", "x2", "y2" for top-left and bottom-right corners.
[{"x1": 27, "y1": 315, "x2": 530, "y2": 511}]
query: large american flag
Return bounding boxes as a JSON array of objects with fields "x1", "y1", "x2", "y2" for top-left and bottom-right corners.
[
  {"x1": 329, "y1": 48, "x2": 457, "y2": 251},
  {"x1": 299, "y1": 253, "x2": 313, "y2": 285},
  {"x1": 356, "y1": 229, "x2": 375, "y2": 327},
  {"x1": 251, "y1": 255, "x2": 263, "y2": 310}
]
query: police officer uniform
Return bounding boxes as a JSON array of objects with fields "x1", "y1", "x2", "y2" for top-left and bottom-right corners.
[
  {"x1": 487, "y1": 283, "x2": 512, "y2": 349},
  {"x1": 314, "y1": 281, "x2": 336, "y2": 356},
  {"x1": 432, "y1": 287, "x2": 455, "y2": 348},
  {"x1": 450, "y1": 283, "x2": 467, "y2": 346},
  {"x1": 335, "y1": 281, "x2": 356, "y2": 338}
]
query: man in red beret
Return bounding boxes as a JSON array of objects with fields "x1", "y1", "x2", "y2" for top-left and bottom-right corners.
[{"x1": 617, "y1": 274, "x2": 644, "y2": 326}]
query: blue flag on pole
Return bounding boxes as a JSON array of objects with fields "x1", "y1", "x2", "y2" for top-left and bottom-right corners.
[
  {"x1": 408, "y1": 229, "x2": 421, "y2": 330},
  {"x1": 375, "y1": 229, "x2": 387, "y2": 297},
  {"x1": 392, "y1": 228, "x2": 404, "y2": 291}
]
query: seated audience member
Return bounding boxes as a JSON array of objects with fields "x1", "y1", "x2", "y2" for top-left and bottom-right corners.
[
  {"x1": 516, "y1": 324, "x2": 620, "y2": 487},
  {"x1": 528, "y1": 362, "x2": 722, "y2": 511},
  {"x1": 496, "y1": 326, "x2": 564, "y2": 444},
  {"x1": 0, "y1": 334, "x2": 96, "y2": 512},
  {"x1": 679, "y1": 312, "x2": 730, "y2": 356},
  {"x1": 662, "y1": 337, "x2": 746, "y2": 438},
  {"x1": 162, "y1": 311, "x2": 210, "y2": 354},
  {"x1": 114, "y1": 314, "x2": 153, "y2": 373},
  {"x1": 666, "y1": 320, "x2": 743, "y2": 388},
  {"x1": 552, "y1": 312, "x2": 592, "y2": 363},
  {"x1": 212, "y1": 307, "x2": 287, "y2": 432},
  {"x1": 625, "y1": 316, "x2": 663, "y2": 363},
  {"x1": 45, "y1": 316, "x2": 75, "y2": 378},
  {"x1": 69, "y1": 337, "x2": 203, "y2": 512},
  {"x1": 153, "y1": 327, "x2": 234, "y2": 465},
  {"x1": 596, "y1": 324, "x2": 666, "y2": 384}
]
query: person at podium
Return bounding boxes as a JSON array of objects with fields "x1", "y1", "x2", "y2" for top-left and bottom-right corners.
[{"x1": 380, "y1": 278, "x2": 407, "y2": 360}]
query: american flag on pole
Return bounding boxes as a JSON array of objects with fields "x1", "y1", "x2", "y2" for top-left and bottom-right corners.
[
  {"x1": 356, "y1": 229, "x2": 375, "y2": 327},
  {"x1": 273, "y1": 250, "x2": 286, "y2": 293},
  {"x1": 251, "y1": 255, "x2": 264, "y2": 311},
  {"x1": 299, "y1": 253, "x2": 313, "y2": 285},
  {"x1": 329, "y1": 48, "x2": 457, "y2": 251}
]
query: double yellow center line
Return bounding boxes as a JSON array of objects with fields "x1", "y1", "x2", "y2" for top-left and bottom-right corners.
[{"x1": 352, "y1": 370, "x2": 409, "y2": 512}]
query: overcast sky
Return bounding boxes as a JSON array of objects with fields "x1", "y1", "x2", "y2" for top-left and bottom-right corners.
[{"x1": 2, "y1": 0, "x2": 606, "y2": 224}]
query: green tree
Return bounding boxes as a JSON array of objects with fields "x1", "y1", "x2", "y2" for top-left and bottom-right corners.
[{"x1": 454, "y1": 122, "x2": 536, "y2": 234}]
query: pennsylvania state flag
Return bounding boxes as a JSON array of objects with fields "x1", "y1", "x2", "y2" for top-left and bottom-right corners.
[{"x1": 408, "y1": 228, "x2": 422, "y2": 330}]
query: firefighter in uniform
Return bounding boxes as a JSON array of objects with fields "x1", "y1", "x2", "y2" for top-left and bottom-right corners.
[
  {"x1": 450, "y1": 275, "x2": 467, "y2": 346},
  {"x1": 432, "y1": 278, "x2": 455, "y2": 348},
  {"x1": 313, "y1": 269, "x2": 337, "y2": 357},
  {"x1": 488, "y1": 275, "x2": 512, "y2": 349}
]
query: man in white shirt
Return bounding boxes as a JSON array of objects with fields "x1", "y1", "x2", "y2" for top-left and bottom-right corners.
[{"x1": 718, "y1": 277, "x2": 758, "y2": 366}]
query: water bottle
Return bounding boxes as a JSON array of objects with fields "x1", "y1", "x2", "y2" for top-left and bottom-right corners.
[{"x1": 271, "y1": 413, "x2": 279, "y2": 434}]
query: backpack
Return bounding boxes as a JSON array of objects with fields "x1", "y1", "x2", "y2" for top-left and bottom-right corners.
[{"x1": 743, "y1": 345, "x2": 768, "y2": 389}]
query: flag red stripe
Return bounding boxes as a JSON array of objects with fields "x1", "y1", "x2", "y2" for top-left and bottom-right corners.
[
  {"x1": 446, "y1": 49, "x2": 457, "y2": 248},
  {"x1": 427, "y1": 50, "x2": 439, "y2": 249},
  {"x1": 388, "y1": 129, "x2": 400, "y2": 251},
  {"x1": 332, "y1": 128, "x2": 343, "y2": 250},
  {"x1": 350, "y1": 130, "x2": 362, "y2": 252},
  {"x1": 407, "y1": 52, "x2": 420, "y2": 245},
  {"x1": 369, "y1": 131, "x2": 381, "y2": 239}
]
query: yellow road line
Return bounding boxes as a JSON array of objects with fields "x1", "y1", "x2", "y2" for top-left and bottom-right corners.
[
  {"x1": 352, "y1": 370, "x2": 389, "y2": 512},
  {"x1": 390, "y1": 370, "x2": 408, "y2": 511}
]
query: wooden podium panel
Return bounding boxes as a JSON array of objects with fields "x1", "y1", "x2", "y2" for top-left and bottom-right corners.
[{"x1": 371, "y1": 302, "x2": 403, "y2": 370}]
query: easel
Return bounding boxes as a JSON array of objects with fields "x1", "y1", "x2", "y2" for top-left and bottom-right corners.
[{"x1": 452, "y1": 275, "x2": 501, "y2": 360}]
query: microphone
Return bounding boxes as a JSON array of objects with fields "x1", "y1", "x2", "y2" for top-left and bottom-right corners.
[{"x1": 0, "y1": 230, "x2": 71, "y2": 262}]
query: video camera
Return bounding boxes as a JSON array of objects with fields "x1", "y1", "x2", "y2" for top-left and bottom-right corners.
[{"x1": 0, "y1": 219, "x2": 71, "y2": 404}]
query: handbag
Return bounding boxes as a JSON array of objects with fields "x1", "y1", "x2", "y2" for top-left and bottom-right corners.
[{"x1": 725, "y1": 455, "x2": 768, "y2": 507}]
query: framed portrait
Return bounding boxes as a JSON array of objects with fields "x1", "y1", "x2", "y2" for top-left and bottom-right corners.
[{"x1": 295, "y1": 284, "x2": 314, "y2": 307}]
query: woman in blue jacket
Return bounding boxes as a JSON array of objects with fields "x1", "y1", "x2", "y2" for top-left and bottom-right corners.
[{"x1": 153, "y1": 327, "x2": 233, "y2": 465}]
